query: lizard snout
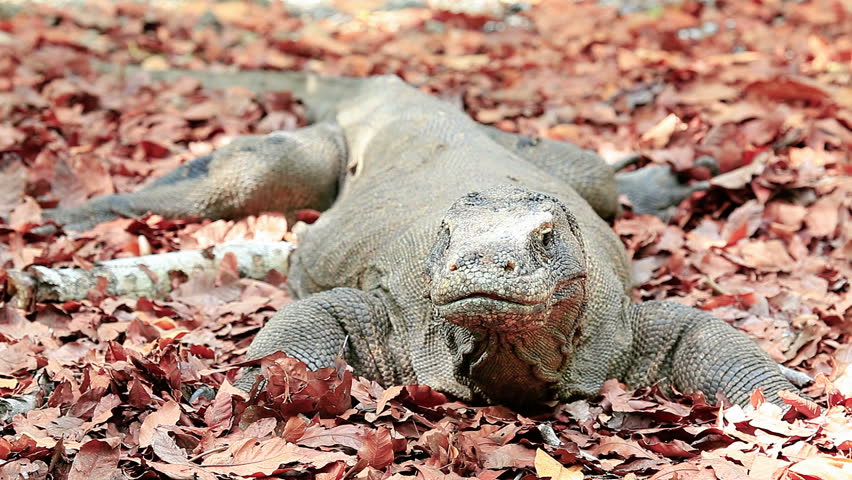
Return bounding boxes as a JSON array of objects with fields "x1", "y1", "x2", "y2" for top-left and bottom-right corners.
[{"x1": 445, "y1": 248, "x2": 520, "y2": 275}]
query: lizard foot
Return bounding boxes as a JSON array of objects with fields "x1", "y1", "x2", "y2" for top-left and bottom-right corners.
[{"x1": 615, "y1": 157, "x2": 717, "y2": 219}]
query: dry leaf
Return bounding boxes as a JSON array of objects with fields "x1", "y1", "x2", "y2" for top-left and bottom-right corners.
[
  {"x1": 535, "y1": 449, "x2": 584, "y2": 480},
  {"x1": 138, "y1": 400, "x2": 181, "y2": 449},
  {"x1": 67, "y1": 439, "x2": 120, "y2": 480},
  {"x1": 788, "y1": 456, "x2": 852, "y2": 480},
  {"x1": 640, "y1": 114, "x2": 684, "y2": 149}
]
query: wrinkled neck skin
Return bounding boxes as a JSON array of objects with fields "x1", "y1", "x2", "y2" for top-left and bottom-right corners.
[{"x1": 441, "y1": 279, "x2": 587, "y2": 411}]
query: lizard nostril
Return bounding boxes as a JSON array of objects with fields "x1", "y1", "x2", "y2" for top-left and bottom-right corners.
[
  {"x1": 504, "y1": 261, "x2": 515, "y2": 272},
  {"x1": 449, "y1": 263, "x2": 458, "y2": 271}
]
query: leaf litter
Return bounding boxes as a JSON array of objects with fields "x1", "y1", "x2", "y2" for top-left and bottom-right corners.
[{"x1": 0, "y1": 0, "x2": 850, "y2": 478}]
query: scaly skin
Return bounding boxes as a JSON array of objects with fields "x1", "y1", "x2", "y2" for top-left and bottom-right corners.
[{"x1": 48, "y1": 70, "x2": 799, "y2": 411}]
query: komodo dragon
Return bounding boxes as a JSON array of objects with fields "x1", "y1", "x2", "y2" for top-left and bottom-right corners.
[{"x1": 46, "y1": 70, "x2": 801, "y2": 410}]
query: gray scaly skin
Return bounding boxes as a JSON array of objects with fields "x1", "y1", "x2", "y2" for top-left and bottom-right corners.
[{"x1": 46, "y1": 69, "x2": 800, "y2": 411}]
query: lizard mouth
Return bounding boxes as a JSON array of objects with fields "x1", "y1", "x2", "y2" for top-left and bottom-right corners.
[
  {"x1": 434, "y1": 292, "x2": 543, "y2": 307},
  {"x1": 433, "y1": 291, "x2": 550, "y2": 327}
]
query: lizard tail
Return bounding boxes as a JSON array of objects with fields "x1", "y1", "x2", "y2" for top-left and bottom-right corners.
[{"x1": 93, "y1": 61, "x2": 359, "y2": 120}]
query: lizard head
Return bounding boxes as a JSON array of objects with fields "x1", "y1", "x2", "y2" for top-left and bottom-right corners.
[{"x1": 426, "y1": 186, "x2": 588, "y2": 333}]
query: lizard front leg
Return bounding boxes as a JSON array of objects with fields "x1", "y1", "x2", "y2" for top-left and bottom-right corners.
[
  {"x1": 237, "y1": 287, "x2": 411, "y2": 391},
  {"x1": 622, "y1": 301, "x2": 799, "y2": 407}
]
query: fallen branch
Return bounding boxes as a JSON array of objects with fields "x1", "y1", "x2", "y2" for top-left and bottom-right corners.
[{"x1": 6, "y1": 241, "x2": 294, "y2": 306}]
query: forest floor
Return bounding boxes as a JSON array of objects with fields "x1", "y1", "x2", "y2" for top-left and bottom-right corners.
[{"x1": 0, "y1": 0, "x2": 850, "y2": 478}]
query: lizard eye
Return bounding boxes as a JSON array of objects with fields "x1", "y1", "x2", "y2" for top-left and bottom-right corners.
[{"x1": 539, "y1": 226, "x2": 553, "y2": 247}]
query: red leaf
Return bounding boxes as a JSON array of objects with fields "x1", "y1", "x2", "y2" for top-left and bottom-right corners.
[
  {"x1": 0, "y1": 437, "x2": 11, "y2": 460},
  {"x1": 281, "y1": 415, "x2": 308, "y2": 443},
  {"x1": 745, "y1": 77, "x2": 831, "y2": 105},
  {"x1": 750, "y1": 387, "x2": 765, "y2": 409},
  {"x1": 780, "y1": 391, "x2": 821, "y2": 419},
  {"x1": 139, "y1": 400, "x2": 181, "y2": 448},
  {"x1": 298, "y1": 424, "x2": 365, "y2": 450},
  {"x1": 140, "y1": 140, "x2": 171, "y2": 158},
  {"x1": 358, "y1": 427, "x2": 394, "y2": 469},
  {"x1": 204, "y1": 384, "x2": 235, "y2": 433},
  {"x1": 68, "y1": 439, "x2": 120, "y2": 480},
  {"x1": 403, "y1": 384, "x2": 448, "y2": 407}
]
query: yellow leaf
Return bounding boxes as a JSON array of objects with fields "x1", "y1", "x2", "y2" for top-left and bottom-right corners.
[
  {"x1": 442, "y1": 55, "x2": 490, "y2": 71},
  {"x1": 534, "y1": 449, "x2": 584, "y2": 480},
  {"x1": 0, "y1": 378, "x2": 18, "y2": 389},
  {"x1": 640, "y1": 113, "x2": 684, "y2": 149},
  {"x1": 141, "y1": 55, "x2": 169, "y2": 72},
  {"x1": 788, "y1": 456, "x2": 852, "y2": 480}
]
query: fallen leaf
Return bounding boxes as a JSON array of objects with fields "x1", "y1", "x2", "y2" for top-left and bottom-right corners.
[
  {"x1": 67, "y1": 439, "x2": 120, "y2": 480},
  {"x1": 0, "y1": 159, "x2": 26, "y2": 219},
  {"x1": 678, "y1": 83, "x2": 740, "y2": 104},
  {"x1": 640, "y1": 114, "x2": 684, "y2": 149},
  {"x1": 710, "y1": 153, "x2": 767, "y2": 189},
  {"x1": 150, "y1": 430, "x2": 190, "y2": 465},
  {"x1": 804, "y1": 193, "x2": 841, "y2": 237},
  {"x1": 731, "y1": 240, "x2": 795, "y2": 272},
  {"x1": 788, "y1": 456, "x2": 852, "y2": 480},
  {"x1": 779, "y1": 391, "x2": 821, "y2": 419},
  {"x1": 201, "y1": 437, "x2": 352, "y2": 475},
  {"x1": 138, "y1": 400, "x2": 181, "y2": 449},
  {"x1": 746, "y1": 77, "x2": 831, "y2": 105},
  {"x1": 535, "y1": 449, "x2": 584, "y2": 480},
  {"x1": 8, "y1": 197, "x2": 42, "y2": 230},
  {"x1": 358, "y1": 427, "x2": 394, "y2": 469}
]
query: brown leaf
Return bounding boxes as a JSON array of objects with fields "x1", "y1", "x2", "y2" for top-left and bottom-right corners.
[
  {"x1": 765, "y1": 202, "x2": 807, "y2": 232},
  {"x1": 677, "y1": 83, "x2": 740, "y2": 104},
  {"x1": 483, "y1": 444, "x2": 537, "y2": 469},
  {"x1": 68, "y1": 439, "x2": 120, "y2": 480},
  {"x1": 704, "y1": 457, "x2": 750, "y2": 480},
  {"x1": 730, "y1": 240, "x2": 795, "y2": 272},
  {"x1": 593, "y1": 437, "x2": 661, "y2": 462},
  {"x1": 139, "y1": 400, "x2": 181, "y2": 448},
  {"x1": 748, "y1": 455, "x2": 790, "y2": 480},
  {"x1": 204, "y1": 381, "x2": 236, "y2": 433},
  {"x1": 649, "y1": 463, "x2": 701, "y2": 480},
  {"x1": 640, "y1": 114, "x2": 684, "y2": 149},
  {"x1": 50, "y1": 158, "x2": 92, "y2": 209},
  {"x1": 709, "y1": 151, "x2": 768, "y2": 189},
  {"x1": 0, "y1": 158, "x2": 26, "y2": 219},
  {"x1": 150, "y1": 430, "x2": 190, "y2": 465},
  {"x1": 298, "y1": 424, "x2": 364, "y2": 450},
  {"x1": 534, "y1": 449, "x2": 584, "y2": 480},
  {"x1": 0, "y1": 126, "x2": 26, "y2": 151},
  {"x1": 9, "y1": 196, "x2": 43, "y2": 230},
  {"x1": 779, "y1": 391, "x2": 821, "y2": 419},
  {"x1": 358, "y1": 426, "x2": 394, "y2": 469},
  {"x1": 0, "y1": 342, "x2": 39, "y2": 375},
  {"x1": 788, "y1": 456, "x2": 852, "y2": 480},
  {"x1": 402, "y1": 384, "x2": 448, "y2": 407},
  {"x1": 149, "y1": 461, "x2": 216, "y2": 480},
  {"x1": 722, "y1": 200, "x2": 764, "y2": 246},
  {"x1": 804, "y1": 193, "x2": 841, "y2": 237},
  {"x1": 280, "y1": 415, "x2": 308, "y2": 443},
  {"x1": 375, "y1": 385, "x2": 403, "y2": 415},
  {"x1": 746, "y1": 77, "x2": 831, "y2": 105},
  {"x1": 200, "y1": 437, "x2": 352, "y2": 475},
  {"x1": 182, "y1": 101, "x2": 220, "y2": 121}
]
